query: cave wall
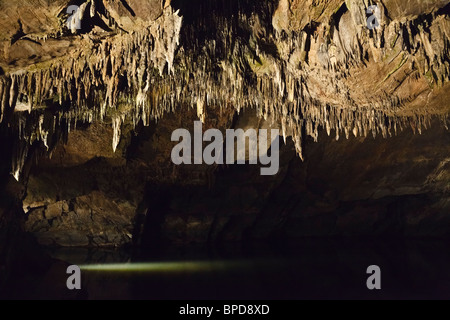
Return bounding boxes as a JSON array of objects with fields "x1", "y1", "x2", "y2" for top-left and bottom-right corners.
[
  {"x1": 0, "y1": 0, "x2": 448, "y2": 249},
  {"x1": 19, "y1": 109, "x2": 450, "y2": 247},
  {"x1": 0, "y1": 0, "x2": 448, "y2": 172}
]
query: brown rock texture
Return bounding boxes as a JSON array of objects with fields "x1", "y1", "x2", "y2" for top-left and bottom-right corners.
[
  {"x1": 0, "y1": 0, "x2": 447, "y2": 248},
  {"x1": 19, "y1": 110, "x2": 450, "y2": 246}
]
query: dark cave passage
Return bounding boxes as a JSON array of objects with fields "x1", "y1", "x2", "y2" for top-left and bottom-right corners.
[
  {"x1": 0, "y1": 0, "x2": 449, "y2": 301},
  {"x1": 17, "y1": 111, "x2": 450, "y2": 248}
]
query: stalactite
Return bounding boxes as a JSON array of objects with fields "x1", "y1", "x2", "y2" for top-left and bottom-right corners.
[
  {"x1": 112, "y1": 115, "x2": 124, "y2": 153},
  {"x1": 0, "y1": 78, "x2": 4, "y2": 123},
  {"x1": 38, "y1": 115, "x2": 49, "y2": 150},
  {"x1": 11, "y1": 142, "x2": 28, "y2": 182},
  {"x1": 0, "y1": 0, "x2": 447, "y2": 174},
  {"x1": 197, "y1": 97, "x2": 205, "y2": 123}
]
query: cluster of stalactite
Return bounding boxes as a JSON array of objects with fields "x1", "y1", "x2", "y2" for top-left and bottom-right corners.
[{"x1": 0, "y1": 2, "x2": 449, "y2": 180}]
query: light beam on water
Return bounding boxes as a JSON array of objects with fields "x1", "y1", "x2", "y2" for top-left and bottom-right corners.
[{"x1": 79, "y1": 260, "x2": 260, "y2": 274}]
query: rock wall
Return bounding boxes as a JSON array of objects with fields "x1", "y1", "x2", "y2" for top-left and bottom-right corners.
[
  {"x1": 0, "y1": 1, "x2": 448, "y2": 181},
  {"x1": 21, "y1": 110, "x2": 450, "y2": 246},
  {"x1": 0, "y1": 0, "x2": 448, "y2": 248}
]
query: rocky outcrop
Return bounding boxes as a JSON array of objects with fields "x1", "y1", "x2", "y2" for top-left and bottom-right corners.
[{"x1": 25, "y1": 191, "x2": 135, "y2": 246}]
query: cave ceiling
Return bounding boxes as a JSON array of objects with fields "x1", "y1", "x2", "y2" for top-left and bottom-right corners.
[{"x1": 0, "y1": 0, "x2": 448, "y2": 180}]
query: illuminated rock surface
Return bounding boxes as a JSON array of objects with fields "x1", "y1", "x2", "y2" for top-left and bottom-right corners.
[{"x1": 0, "y1": 0, "x2": 449, "y2": 298}]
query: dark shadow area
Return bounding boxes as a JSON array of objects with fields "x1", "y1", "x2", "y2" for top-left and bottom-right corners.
[
  {"x1": 171, "y1": 0, "x2": 279, "y2": 59},
  {"x1": 39, "y1": 238, "x2": 450, "y2": 300},
  {"x1": 138, "y1": 185, "x2": 172, "y2": 259}
]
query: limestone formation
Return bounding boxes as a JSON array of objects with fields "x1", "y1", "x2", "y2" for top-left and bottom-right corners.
[{"x1": 0, "y1": 0, "x2": 448, "y2": 181}]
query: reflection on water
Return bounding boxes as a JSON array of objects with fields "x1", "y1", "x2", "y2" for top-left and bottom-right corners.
[{"x1": 47, "y1": 239, "x2": 450, "y2": 299}]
